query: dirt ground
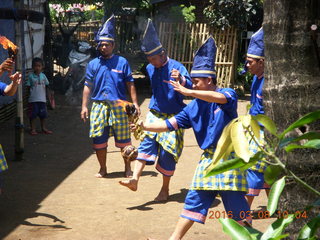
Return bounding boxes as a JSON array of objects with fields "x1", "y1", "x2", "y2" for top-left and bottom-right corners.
[{"x1": 0, "y1": 93, "x2": 274, "y2": 240}]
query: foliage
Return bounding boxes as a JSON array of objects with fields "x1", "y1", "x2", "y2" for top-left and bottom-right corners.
[
  {"x1": 50, "y1": 3, "x2": 104, "y2": 23},
  {"x1": 236, "y1": 63, "x2": 253, "y2": 92},
  {"x1": 167, "y1": 5, "x2": 196, "y2": 23},
  {"x1": 203, "y1": 0, "x2": 263, "y2": 30},
  {"x1": 204, "y1": 110, "x2": 320, "y2": 239}
]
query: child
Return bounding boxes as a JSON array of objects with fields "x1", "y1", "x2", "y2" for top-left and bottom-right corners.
[
  {"x1": 26, "y1": 57, "x2": 52, "y2": 135},
  {"x1": 139, "y1": 37, "x2": 250, "y2": 239}
]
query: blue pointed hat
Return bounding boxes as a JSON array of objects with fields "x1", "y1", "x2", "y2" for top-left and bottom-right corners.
[
  {"x1": 95, "y1": 14, "x2": 115, "y2": 43},
  {"x1": 247, "y1": 28, "x2": 264, "y2": 59},
  {"x1": 141, "y1": 19, "x2": 163, "y2": 56},
  {"x1": 190, "y1": 36, "x2": 217, "y2": 78}
]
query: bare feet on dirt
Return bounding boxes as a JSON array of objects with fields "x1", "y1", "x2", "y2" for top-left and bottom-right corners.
[
  {"x1": 154, "y1": 189, "x2": 169, "y2": 202},
  {"x1": 95, "y1": 168, "x2": 107, "y2": 178},
  {"x1": 119, "y1": 179, "x2": 138, "y2": 191}
]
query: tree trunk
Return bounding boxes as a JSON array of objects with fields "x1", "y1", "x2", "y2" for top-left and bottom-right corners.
[{"x1": 264, "y1": 0, "x2": 320, "y2": 238}]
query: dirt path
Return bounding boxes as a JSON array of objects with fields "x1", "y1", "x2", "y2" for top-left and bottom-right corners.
[{"x1": 0, "y1": 94, "x2": 273, "y2": 240}]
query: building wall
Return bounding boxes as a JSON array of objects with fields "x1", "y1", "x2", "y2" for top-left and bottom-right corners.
[{"x1": 0, "y1": 0, "x2": 45, "y2": 107}]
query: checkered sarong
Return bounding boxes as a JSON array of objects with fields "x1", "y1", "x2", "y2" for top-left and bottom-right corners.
[
  {"x1": 89, "y1": 101, "x2": 130, "y2": 141},
  {"x1": 143, "y1": 110, "x2": 184, "y2": 162},
  {"x1": 0, "y1": 144, "x2": 8, "y2": 172},
  {"x1": 248, "y1": 129, "x2": 268, "y2": 173},
  {"x1": 190, "y1": 148, "x2": 248, "y2": 192}
]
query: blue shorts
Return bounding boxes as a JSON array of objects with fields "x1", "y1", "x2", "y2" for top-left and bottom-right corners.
[
  {"x1": 137, "y1": 136, "x2": 176, "y2": 177},
  {"x1": 28, "y1": 102, "x2": 47, "y2": 119},
  {"x1": 181, "y1": 190, "x2": 251, "y2": 225},
  {"x1": 93, "y1": 126, "x2": 131, "y2": 150},
  {"x1": 246, "y1": 169, "x2": 271, "y2": 196}
]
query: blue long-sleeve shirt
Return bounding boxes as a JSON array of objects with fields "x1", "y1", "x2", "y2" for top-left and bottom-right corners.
[{"x1": 147, "y1": 58, "x2": 192, "y2": 114}]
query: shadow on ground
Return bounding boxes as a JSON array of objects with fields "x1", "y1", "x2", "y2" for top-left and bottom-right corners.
[{"x1": 0, "y1": 96, "x2": 93, "y2": 238}]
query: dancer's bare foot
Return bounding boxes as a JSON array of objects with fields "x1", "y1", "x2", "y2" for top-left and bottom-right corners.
[
  {"x1": 154, "y1": 189, "x2": 169, "y2": 202},
  {"x1": 119, "y1": 179, "x2": 138, "y2": 191},
  {"x1": 95, "y1": 168, "x2": 107, "y2": 178},
  {"x1": 124, "y1": 169, "x2": 133, "y2": 178},
  {"x1": 95, "y1": 172, "x2": 107, "y2": 178}
]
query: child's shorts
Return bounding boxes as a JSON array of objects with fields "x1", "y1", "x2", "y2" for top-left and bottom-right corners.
[
  {"x1": 28, "y1": 102, "x2": 47, "y2": 119},
  {"x1": 92, "y1": 126, "x2": 131, "y2": 150},
  {"x1": 181, "y1": 189, "x2": 251, "y2": 225},
  {"x1": 137, "y1": 136, "x2": 176, "y2": 177},
  {"x1": 246, "y1": 169, "x2": 271, "y2": 196}
]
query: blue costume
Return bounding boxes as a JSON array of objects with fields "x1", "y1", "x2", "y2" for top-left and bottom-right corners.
[
  {"x1": 166, "y1": 37, "x2": 250, "y2": 225},
  {"x1": 0, "y1": 82, "x2": 7, "y2": 96},
  {"x1": 0, "y1": 82, "x2": 8, "y2": 186},
  {"x1": 138, "y1": 19, "x2": 192, "y2": 176},
  {"x1": 85, "y1": 15, "x2": 134, "y2": 149},
  {"x1": 246, "y1": 28, "x2": 270, "y2": 196}
]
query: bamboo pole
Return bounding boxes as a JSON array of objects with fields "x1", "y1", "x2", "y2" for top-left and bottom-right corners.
[{"x1": 14, "y1": 0, "x2": 25, "y2": 161}]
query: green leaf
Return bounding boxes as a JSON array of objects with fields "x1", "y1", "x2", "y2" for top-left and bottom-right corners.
[
  {"x1": 279, "y1": 132, "x2": 320, "y2": 148},
  {"x1": 211, "y1": 118, "x2": 237, "y2": 165},
  {"x1": 219, "y1": 218, "x2": 254, "y2": 240},
  {"x1": 293, "y1": 132, "x2": 320, "y2": 142},
  {"x1": 261, "y1": 214, "x2": 295, "y2": 240},
  {"x1": 204, "y1": 157, "x2": 245, "y2": 177},
  {"x1": 303, "y1": 139, "x2": 320, "y2": 148},
  {"x1": 284, "y1": 140, "x2": 320, "y2": 152},
  {"x1": 297, "y1": 215, "x2": 320, "y2": 240},
  {"x1": 253, "y1": 114, "x2": 278, "y2": 136},
  {"x1": 269, "y1": 234, "x2": 289, "y2": 240},
  {"x1": 280, "y1": 110, "x2": 320, "y2": 139},
  {"x1": 250, "y1": 118, "x2": 261, "y2": 141},
  {"x1": 245, "y1": 227, "x2": 263, "y2": 240},
  {"x1": 240, "y1": 115, "x2": 252, "y2": 128},
  {"x1": 239, "y1": 159, "x2": 258, "y2": 171},
  {"x1": 267, "y1": 176, "x2": 286, "y2": 215},
  {"x1": 238, "y1": 151, "x2": 262, "y2": 171},
  {"x1": 231, "y1": 121, "x2": 251, "y2": 162},
  {"x1": 264, "y1": 165, "x2": 283, "y2": 186},
  {"x1": 246, "y1": 104, "x2": 253, "y2": 112},
  {"x1": 279, "y1": 137, "x2": 295, "y2": 148},
  {"x1": 220, "y1": 142, "x2": 234, "y2": 161}
]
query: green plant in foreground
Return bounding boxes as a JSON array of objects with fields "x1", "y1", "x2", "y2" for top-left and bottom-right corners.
[{"x1": 204, "y1": 110, "x2": 320, "y2": 239}]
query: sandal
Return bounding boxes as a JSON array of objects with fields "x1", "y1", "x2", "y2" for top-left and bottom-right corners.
[
  {"x1": 42, "y1": 129, "x2": 53, "y2": 134},
  {"x1": 30, "y1": 130, "x2": 38, "y2": 136}
]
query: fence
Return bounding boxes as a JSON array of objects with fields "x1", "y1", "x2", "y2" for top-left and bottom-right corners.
[
  {"x1": 51, "y1": 20, "x2": 237, "y2": 87},
  {"x1": 158, "y1": 22, "x2": 237, "y2": 87}
]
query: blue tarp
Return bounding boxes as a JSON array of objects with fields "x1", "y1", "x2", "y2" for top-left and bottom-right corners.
[{"x1": 0, "y1": 0, "x2": 15, "y2": 106}]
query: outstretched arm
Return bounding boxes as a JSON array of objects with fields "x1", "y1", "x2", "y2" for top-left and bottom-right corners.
[
  {"x1": 168, "y1": 80, "x2": 227, "y2": 104},
  {"x1": 131, "y1": 120, "x2": 169, "y2": 133}
]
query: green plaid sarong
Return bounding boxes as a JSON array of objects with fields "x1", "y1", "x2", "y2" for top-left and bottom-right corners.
[
  {"x1": 190, "y1": 148, "x2": 248, "y2": 192},
  {"x1": 0, "y1": 144, "x2": 8, "y2": 172},
  {"x1": 89, "y1": 101, "x2": 130, "y2": 141},
  {"x1": 143, "y1": 110, "x2": 184, "y2": 162}
]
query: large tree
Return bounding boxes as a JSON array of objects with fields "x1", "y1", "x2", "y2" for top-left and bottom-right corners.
[{"x1": 264, "y1": 0, "x2": 320, "y2": 236}]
